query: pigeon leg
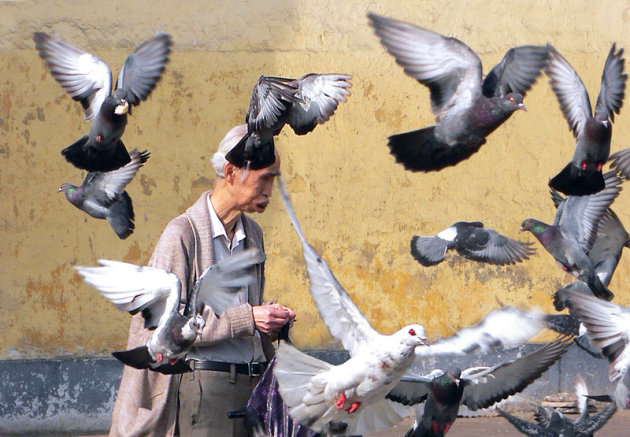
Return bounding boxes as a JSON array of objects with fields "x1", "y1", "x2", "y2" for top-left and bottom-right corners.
[
  {"x1": 346, "y1": 402, "x2": 361, "y2": 413},
  {"x1": 444, "y1": 422, "x2": 451, "y2": 434},
  {"x1": 432, "y1": 421, "x2": 440, "y2": 434},
  {"x1": 156, "y1": 353, "x2": 163, "y2": 363},
  {"x1": 168, "y1": 359, "x2": 177, "y2": 365},
  {"x1": 334, "y1": 392, "x2": 346, "y2": 409}
]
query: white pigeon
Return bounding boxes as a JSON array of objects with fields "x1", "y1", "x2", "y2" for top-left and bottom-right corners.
[
  {"x1": 565, "y1": 289, "x2": 630, "y2": 409},
  {"x1": 75, "y1": 248, "x2": 265, "y2": 374},
  {"x1": 274, "y1": 177, "x2": 547, "y2": 435}
]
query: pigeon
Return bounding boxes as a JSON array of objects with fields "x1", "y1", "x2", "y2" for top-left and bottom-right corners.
[
  {"x1": 388, "y1": 339, "x2": 571, "y2": 437},
  {"x1": 274, "y1": 176, "x2": 546, "y2": 435},
  {"x1": 498, "y1": 378, "x2": 617, "y2": 436},
  {"x1": 58, "y1": 149, "x2": 149, "y2": 239},
  {"x1": 75, "y1": 248, "x2": 265, "y2": 374},
  {"x1": 609, "y1": 146, "x2": 630, "y2": 178},
  {"x1": 564, "y1": 290, "x2": 630, "y2": 409},
  {"x1": 546, "y1": 44, "x2": 626, "y2": 196},
  {"x1": 226, "y1": 73, "x2": 352, "y2": 170},
  {"x1": 34, "y1": 32, "x2": 171, "y2": 172},
  {"x1": 410, "y1": 221, "x2": 535, "y2": 267},
  {"x1": 368, "y1": 13, "x2": 548, "y2": 172},
  {"x1": 520, "y1": 170, "x2": 622, "y2": 300}
]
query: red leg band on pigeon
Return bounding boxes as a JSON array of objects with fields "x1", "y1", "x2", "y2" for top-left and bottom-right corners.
[
  {"x1": 444, "y1": 422, "x2": 451, "y2": 434},
  {"x1": 335, "y1": 392, "x2": 346, "y2": 409},
  {"x1": 432, "y1": 421, "x2": 439, "y2": 434}
]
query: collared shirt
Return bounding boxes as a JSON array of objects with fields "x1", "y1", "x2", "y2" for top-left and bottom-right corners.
[{"x1": 187, "y1": 195, "x2": 265, "y2": 363}]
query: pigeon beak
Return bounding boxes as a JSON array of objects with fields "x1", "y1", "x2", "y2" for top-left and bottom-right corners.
[
  {"x1": 419, "y1": 336, "x2": 430, "y2": 346},
  {"x1": 519, "y1": 226, "x2": 525, "y2": 233},
  {"x1": 57, "y1": 187, "x2": 63, "y2": 193},
  {"x1": 518, "y1": 103, "x2": 527, "y2": 112},
  {"x1": 115, "y1": 100, "x2": 129, "y2": 115}
]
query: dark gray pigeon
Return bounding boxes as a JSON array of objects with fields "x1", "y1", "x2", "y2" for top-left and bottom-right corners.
[
  {"x1": 227, "y1": 73, "x2": 352, "y2": 170},
  {"x1": 565, "y1": 290, "x2": 630, "y2": 410},
  {"x1": 368, "y1": 13, "x2": 548, "y2": 172},
  {"x1": 546, "y1": 44, "x2": 626, "y2": 196},
  {"x1": 34, "y1": 32, "x2": 171, "y2": 172},
  {"x1": 75, "y1": 248, "x2": 265, "y2": 373},
  {"x1": 520, "y1": 170, "x2": 622, "y2": 300},
  {"x1": 388, "y1": 340, "x2": 570, "y2": 437},
  {"x1": 58, "y1": 149, "x2": 149, "y2": 239},
  {"x1": 498, "y1": 378, "x2": 617, "y2": 436},
  {"x1": 411, "y1": 221, "x2": 535, "y2": 267}
]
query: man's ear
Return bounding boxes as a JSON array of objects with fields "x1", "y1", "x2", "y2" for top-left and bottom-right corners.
[{"x1": 223, "y1": 162, "x2": 238, "y2": 183}]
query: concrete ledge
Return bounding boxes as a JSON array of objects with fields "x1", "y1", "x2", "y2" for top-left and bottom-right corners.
[{"x1": 0, "y1": 343, "x2": 612, "y2": 435}]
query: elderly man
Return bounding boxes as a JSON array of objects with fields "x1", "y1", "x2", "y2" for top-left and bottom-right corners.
[{"x1": 109, "y1": 124, "x2": 295, "y2": 437}]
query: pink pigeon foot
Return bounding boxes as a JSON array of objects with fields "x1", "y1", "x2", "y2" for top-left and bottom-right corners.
[
  {"x1": 169, "y1": 359, "x2": 177, "y2": 365},
  {"x1": 156, "y1": 353, "x2": 163, "y2": 363},
  {"x1": 346, "y1": 402, "x2": 361, "y2": 413},
  {"x1": 334, "y1": 392, "x2": 346, "y2": 409}
]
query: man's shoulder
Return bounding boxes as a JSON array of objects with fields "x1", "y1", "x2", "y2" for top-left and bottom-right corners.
[{"x1": 160, "y1": 214, "x2": 195, "y2": 241}]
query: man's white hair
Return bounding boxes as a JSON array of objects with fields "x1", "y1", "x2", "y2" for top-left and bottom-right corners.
[{"x1": 211, "y1": 124, "x2": 248, "y2": 177}]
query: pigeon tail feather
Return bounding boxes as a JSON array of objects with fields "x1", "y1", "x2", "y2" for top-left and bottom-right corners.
[
  {"x1": 61, "y1": 136, "x2": 131, "y2": 172},
  {"x1": 410, "y1": 236, "x2": 448, "y2": 266},
  {"x1": 107, "y1": 191, "x2": 135, "y2": 239},
  {"x1": 388, "y1": 126, "x2": 483, "y2": 172},
  {"x1": 586, "y1": 275, "x2": 614, "y2": 301},
  {"x1": 548, "y1": 163, "x2": 605, "y2": 196}
]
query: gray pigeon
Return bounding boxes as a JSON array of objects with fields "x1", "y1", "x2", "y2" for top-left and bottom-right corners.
[
  {"x1": 75, "y1": 248, "x2": 265, "y2": 374},
  {"x1": 565, "y1": 290, "x2": 630, "y2": 410},
  {"x1": 368, "y1": 13, "x2": 548, "y2": 172},
  {"x1": 34, "y1": 32, "x2": 171, "y2": 172},
  {"x1": 520, "y1": 170, "x2": 622, "y2": 300},
  {"x1": 411, "y1": 221, "x2": 535, "y2": 267},
  {"x1": 498, "y1": 378, "x2": 617, "y2": 436},
  {"x1": 388, "y1": 340, "x2": 570, "y2": 437},
  {"x1": 546, "y1": 44, "x2": 626, "y2": 196},
  {"x1": 227, "y1": 74, "x2": 352, "y2": 170},
  {"x1": 58, "y1": 149, "x2": 149, "y2": 239}
]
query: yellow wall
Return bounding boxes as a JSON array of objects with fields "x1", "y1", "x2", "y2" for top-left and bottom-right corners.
[{"x1": 2, "y1": 0, "x2": 630, "y2": 358}]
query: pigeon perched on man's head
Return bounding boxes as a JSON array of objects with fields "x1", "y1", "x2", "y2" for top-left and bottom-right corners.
[
  {"x1": 34, "y1": 31, "x2": 171, "y2": 172},
  {"x1": 368, "y1": 13, "x2": 548, "y2": 172}
]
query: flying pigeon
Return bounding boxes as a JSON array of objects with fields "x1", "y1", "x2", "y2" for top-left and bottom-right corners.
[
  {"x1": 34, "y1": 32, "x2": 171, "y2": 172},
  {"x1": 274, "y1": 176, "x2": 546, "y2": 435},
  {"x1": 498, "y1": 378, "x2": 617, "y2": 436},
  {"x1": 564, "y1": 290, "x2": 630, "y2": 409},
  {"x1": 546, "y1": 44, "x2": 626, "y2": 196},
  {"x1": 410, "y1": 221, "x2": 535, "y2": 267},
  {"x1": 520, "y1": 170, "x2": 622, "y2": 300},
  {"x1": 368, "y1": 13, "x2": 548, "y2": 172},
  {"x1": 58, "y1": 149, "x2": 149, "y2": 239},
  {"x1": 226, "y1": 73, "x2": 352, "y2": 170},
  {"x1": 75, "y1": 248, "x2": 265, "y2": 373},
  {"x1": 389, "y1": 339, "x2": 570, "y2": 437}
]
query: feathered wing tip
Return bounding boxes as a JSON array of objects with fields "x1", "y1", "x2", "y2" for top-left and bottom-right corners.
[
  {"x1": 609, "y1": 147, "x2": 630, "y2": 179},
  {"x1": 388, "y1": 127, "x2": 484, "y2": 172},
  {"x1": 410, "y1": 235, "x2": 448, "y2": 266},
  {"x1": 61, "y1": 136, "x2": 132, "y2": 172},
  {"x1": 548, "y1": 162, "x2": 606, "y2": 196},
  {"x1": 586, "y1": 274, "x2": 614, "y2": 301},
  {"x1": 112, "y1": 346, "x2": 191, "y2": 374},
  {"x1": 107, "y1": 191, "x2": 135, "y2": 239}
]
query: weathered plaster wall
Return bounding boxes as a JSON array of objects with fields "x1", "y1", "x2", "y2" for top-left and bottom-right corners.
[{"x1": 2, "y1": 0, "x2": 630, "y2": 359}]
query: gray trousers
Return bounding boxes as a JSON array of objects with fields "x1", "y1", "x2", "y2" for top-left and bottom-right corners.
[{"x1": 178, "y1": 370, "x2": 261, "y2": 437}]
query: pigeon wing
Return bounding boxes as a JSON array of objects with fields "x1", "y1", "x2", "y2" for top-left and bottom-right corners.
[
  {"x1": 246, "y1": 76, "x2": 297, "y2": 133},
  {"x1": 416, "y1": 306, "x2": 544, "y2": 358},
  {"x1": 34, "y1": 32, "x2": 111, "y2": 121},
  {"x1": 589, "y1": 208, "x2": 629, "y2": 285},
  {"x1": 277, "y1": 177, "x2": 378, "y2": 356},
  {"x1": 458, "y1": 227, "x2": 535, "y2": 265},
  {"x1": 85, "y1": 149, "x2": 150, "y2": 203},
  {"x1": 498, "y1": 409, "x2": 547, "y2": 436},
  {"x1": 609, "y1": 147, "x2": 630, "y2": 179},
  {"x1": 368, "y1": 13, "x2": 482, "y2": 119},
  {"x1": 576, "y1": 403, "x2": 617, "y2": 434},
  {"x1": 594, "y1": 43, "x2": 627, "y2": 123},
  {"x1": 482, "y1": 45, "x2": 549, "y2": 98},
  {"x1": 116, "y1": 33, "x2": 172, "y2": 106},
  {"x1": 386, "y1": 371, "x2": 441, "y2": 406},
  {"x1": 75, "y1": 259, "x2": 180, "y2": 329},
  {"x1": 546, "y1": 45, "x2": 593, "y2": 138},
  {"x1": 461, "y1": 339, "x2": 570, "y2": 410},
  {"x1": 288, "y1": 73, "x2": 352, "y2": 135}
]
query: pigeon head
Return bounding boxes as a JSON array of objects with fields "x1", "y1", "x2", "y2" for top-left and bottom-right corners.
[
  {"x1": 187, "y1": 314, "x2": 205, "y2": 337},
  {"x1": 449, "y1": 368, "x2": 462, "y2": 387},
  {"x1": 57, "y1": 182, "x2": 79, "y2": 200},
  {"x1": 396, "y1": 324, "x2": 429, "y2": 348},
  {"x1": 520, "y1": 218, "x2": 545, "y2": 235},
  {"x1": 112, "y1": 89, "x2": 129, "y2": 115},
  {"x1": 502, "y1": 93, "x2": 526, "y2": 112}
]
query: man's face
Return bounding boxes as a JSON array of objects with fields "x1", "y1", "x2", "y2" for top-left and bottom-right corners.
[{"x1": 232, "y1": 157, "x2": 281, "y2": 214}]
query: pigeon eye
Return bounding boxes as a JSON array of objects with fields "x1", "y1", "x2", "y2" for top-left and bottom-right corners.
[
  {"x1": 508, "y1": 96, "x2": 515, "y2": 103},
  {"x1": 581, "y1": 161, "x2": 588, "y2": 171},
  {"x1": 408, "y1": 329, "x2": 416, "y2": 336}
]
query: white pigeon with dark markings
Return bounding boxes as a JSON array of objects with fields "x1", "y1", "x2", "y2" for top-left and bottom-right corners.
[
  {"x1": 75, "y1": 248, "x2": 265, "y2": 374},
  {"x1": 411, "y1": 221, "x2": 535, "y2": 267},
  {"x1": 274, "y1": 177, "x2": 546, "y2": 435}
]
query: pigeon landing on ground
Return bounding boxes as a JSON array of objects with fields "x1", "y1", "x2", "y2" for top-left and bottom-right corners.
[
  {"x1": 565, "y1": 290, "x2": 630, "y2": 409},
  {"x1": 75, "y1": 248, "x2": 265, "y2": 373},
  {"x1": 410, "y1": 221, "x2": 535, "y2": 267},
  {"x1": 274, "y1": 176, "x2": 546, "y2": 435},
  {"x1": 498, "y1": 378, "x2": 617, "y2": 436},
  {"x1": 389, "y1": 340, "x2": 570, "y2": 437},
  {"x1": 368, "y1": 13, "x2": 548, "y2": 172},
  {"x1": 58, "y1": 149, "x2": 149, "y2": 239},
  {"x1": 546, "y1": 44, "x2": 626, "y2": 196},
  {"x1": 520, "y1": 170, "x2": 622, "y2": 300},
  {"x1": 34, "y1": 32, "x2": 171, "y2": 172},
  {"x1": 226, "y1": 73, "x2": 352, "y2": 170}
]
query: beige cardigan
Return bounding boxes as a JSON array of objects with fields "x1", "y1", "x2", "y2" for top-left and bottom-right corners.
[{"x1": 109, "y1": 191, "x2": 273, "y2": 437}]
